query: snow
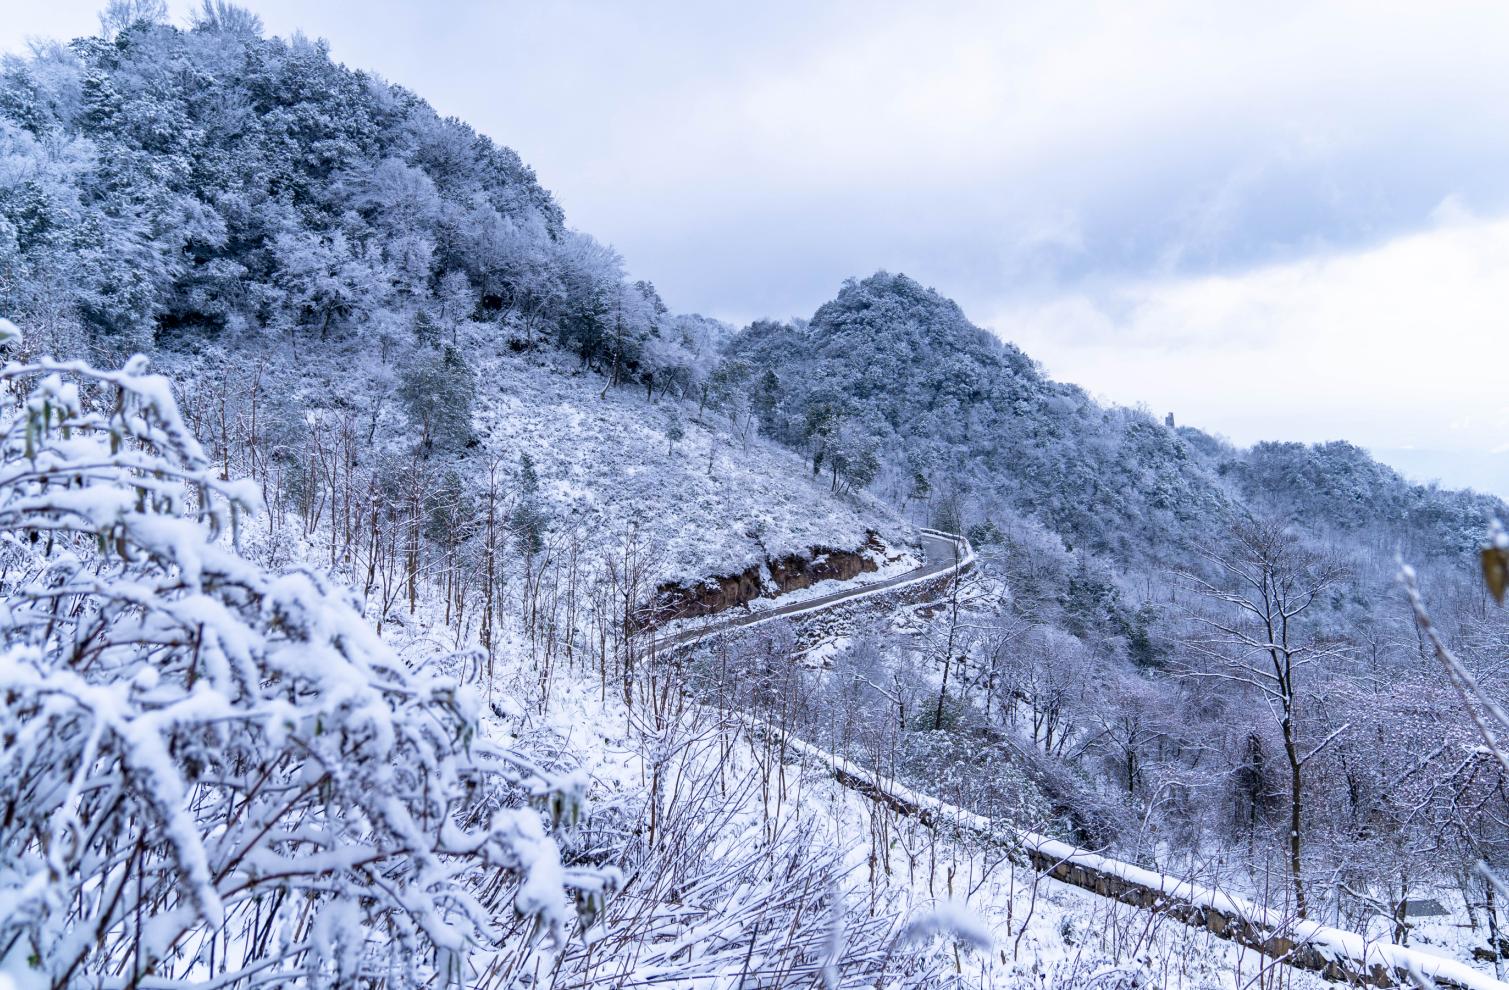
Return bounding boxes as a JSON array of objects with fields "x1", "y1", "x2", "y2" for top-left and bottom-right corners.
[
  {"x1": 0, "y1": 348, "x2": 615, "y2": 988},
  {"x1": 2, "y1": 332, "x2": 1494, "y2": 990},
  {"x1": 652, "y1": 532, "x2": 969, "y2": 650},
  {"x1": 903, "y1": 902, "x2": 995, "y2": 950},
  {"x1": 743, "y1": 545, "x2": 922, "y2": 613},
  {"x1": 708, "y1": 704, "x2": 1332, "y2": 989},
  {"x1": 1020, "y1": 834, "x2": 1507, "y2": 989},
  {"x1": 740, "y1": 707, "x2": 1509, "y2": 990},
  {"x1": 466, "y1": 345, "x2": 911, "y2": 586}
]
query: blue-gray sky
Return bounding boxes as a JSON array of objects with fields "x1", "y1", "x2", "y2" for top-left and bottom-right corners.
[{"x1": 6, "y1": 1, "x2": 1509, "y2": 496}]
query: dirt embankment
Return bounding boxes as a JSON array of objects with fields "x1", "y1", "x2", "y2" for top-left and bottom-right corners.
[{"x1": 650, "y1": 532, "x2": 888, "y2": 625}]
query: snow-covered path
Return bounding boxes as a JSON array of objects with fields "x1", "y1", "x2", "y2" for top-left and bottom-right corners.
[{"x1": 654, "y1": 531, "x2": 1507, "y2": 990}]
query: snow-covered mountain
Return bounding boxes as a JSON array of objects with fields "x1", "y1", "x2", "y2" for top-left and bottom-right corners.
[{"x1": 2, "y1": 8, "x2": 1508, "y2": 990}]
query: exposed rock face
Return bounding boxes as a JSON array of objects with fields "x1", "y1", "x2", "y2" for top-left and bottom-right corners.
[{"x1": 650, "y1": 532, "x2": 886, "y2": 625}]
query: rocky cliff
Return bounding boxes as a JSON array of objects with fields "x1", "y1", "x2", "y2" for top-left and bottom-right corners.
[{"x1": 650, "y1": 533, "x2": 889, "y2": 624}]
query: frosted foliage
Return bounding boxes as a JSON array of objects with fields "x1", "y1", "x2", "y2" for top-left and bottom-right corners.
[{"x1": 0, "y1": 333, "x2": 599, "y2": 987}]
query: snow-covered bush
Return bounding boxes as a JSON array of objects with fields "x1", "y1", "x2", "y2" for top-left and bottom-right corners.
[
  {"x1": 548, "y1": 713, "x2": 943, "y2": 988},
  {"x1": 0, "y1": 327, "x2": 602, "y2": 987}
]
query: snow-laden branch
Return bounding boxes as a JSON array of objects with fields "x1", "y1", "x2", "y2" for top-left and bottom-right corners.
[
  {"x1": 0, "y1": 331, "x2": 608, "y2": 988},
  {"x1": 1400, "y1": 564, "x2": 1509, "y2": 780}
]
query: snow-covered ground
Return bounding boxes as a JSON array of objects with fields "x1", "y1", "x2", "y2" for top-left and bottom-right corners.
[
  {"x1": 470, "y1": 345, "x2": 910, "y2": 585},
  {"x1": 144, "y1": 339, "x2": 1507, "y2": 990},
  {"x1": 725, "y1": 709, "x2": 1509, "y2": 990},
  {"x1": 160, "y1": 326, "x2": 910, "y2": 595},
  {"x1": 377, "y1": 573, "x2": 1463, "y2": 990}
]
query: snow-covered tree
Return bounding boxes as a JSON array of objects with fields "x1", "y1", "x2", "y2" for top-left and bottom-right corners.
[
  {"x1": 663, "y1": 409, "x2": 684, "y2": 456},
  {"x1": 398, "y1": 343, "x2": 476, "y2": 453},
  {"x1": 0, "y1": 322, "x2": 605, "y2": 988},
  {"x1": 1181, "y1": 518, "x2": 1351, "y2": 918},
  {"x1": 189, "y1": 0, "x2": 264, "y2": 37},
  {"x1": 510, "y1": 452, "x2": 546, "y2": 560},
  {"x1": 98, "y1": 0, "x2": 169, "y2": 39}
]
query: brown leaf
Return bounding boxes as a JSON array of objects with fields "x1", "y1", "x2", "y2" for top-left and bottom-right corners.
[{"x1": 1483, "y1": 546, "x2": 1509, "y2": 605}]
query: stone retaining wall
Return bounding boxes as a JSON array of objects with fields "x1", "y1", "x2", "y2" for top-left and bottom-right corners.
[{"x1": 759, "y1": 720, "x2": 1485, "y2": 990}]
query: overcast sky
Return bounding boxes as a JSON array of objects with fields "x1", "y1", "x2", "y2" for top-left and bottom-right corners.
[{"x1": 6, "y1": 1, "x2": 1509, "y2": 496}]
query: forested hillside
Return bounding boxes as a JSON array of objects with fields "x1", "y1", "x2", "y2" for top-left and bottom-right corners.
[
  {"x1": 730, "y1": 272, "x2": 1501, "y2": 569},
  {"x1": 5, "y1": 13, "x2": 556, "y2": 352},
  {"x1": 0, "y1": 7, "x2": 710, "y2": 394},
  {"x1": 0, "y1": 8, "x2": 901, "y2": 592},
  {"x1": 721, "y1": 270, "x2": 1509, "y2": 971},
  {"x1": 0, "y1": 12, "x2": 944, "y2": 987},
  {"x1": 6, "y1": 14, "x2": 1489, "y2": 587}
]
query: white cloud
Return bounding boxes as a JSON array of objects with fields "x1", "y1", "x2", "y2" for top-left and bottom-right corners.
[
  {"x1": 986, "y1": 210, "x2": 1509, "y2": 484},
  {"x1": 9, "y1": 2, "x2": 1509, "y2": 313}
]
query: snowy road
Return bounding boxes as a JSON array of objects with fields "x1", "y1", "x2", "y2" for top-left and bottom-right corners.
[{"x1": 652, "y1": 529, "x2": 970, "y2": 652}]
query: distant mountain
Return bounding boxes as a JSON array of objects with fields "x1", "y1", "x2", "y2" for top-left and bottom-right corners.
[
  {"x1": 3, "y1": 13, "x2": 1498, "y2": 659},
  {"x1": 730, "y1": 272, "x2": 1502, "y2": 571},
  {"x1": 1371, "y1": 447, "x2": 1509, "y2": 503}
]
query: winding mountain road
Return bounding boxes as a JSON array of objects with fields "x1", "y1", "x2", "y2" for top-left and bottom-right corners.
[
  {"x1": 652, "y1": 529, "x2": 971, "y2": 652},
  {"x1": 684, "y1": 532, "x2": 1496, "y2": 990}
]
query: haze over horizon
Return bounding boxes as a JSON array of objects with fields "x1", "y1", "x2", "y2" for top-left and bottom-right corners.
[{"x1": 6, "y1": 0, "x2": 1507, "y2": 498}]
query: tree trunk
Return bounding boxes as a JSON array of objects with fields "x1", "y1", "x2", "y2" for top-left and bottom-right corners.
[
  {"x1": 1282, "y1": 716, "x2": 1307, "y2": 918},
  {"x1": 1489, "y1": 879, "x2": 1504, "y2": 980}
]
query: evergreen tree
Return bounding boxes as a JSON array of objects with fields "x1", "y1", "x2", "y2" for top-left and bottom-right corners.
[
  {"x1": 665, "y1": 409, "x2": 685, "y2": 456},
  {"x1": 398, "y1": 344, "x2": 476, "y2": 453},
  {"x1": 511, "y1": 451, "x2": 547, "y2": 558}
]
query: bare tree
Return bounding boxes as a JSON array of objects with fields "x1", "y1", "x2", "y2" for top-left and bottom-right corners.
[
  {"x1": 98, "y1": 0, "x2": 168, "y2": 37},
  {"x1": 1182, "y1": 516, "x2": 1351, "y2": 917}
]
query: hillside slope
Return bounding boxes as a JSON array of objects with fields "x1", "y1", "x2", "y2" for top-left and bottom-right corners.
[
  {"x1": 0, "y1": 14, "x2": 907, "y2": 598},
  {"x1": 466, "y1": 343, "x2": 911, "y2": 586},
  {"x1": 729, "y1": 272, "x2": 1503, "y2": 571}
]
